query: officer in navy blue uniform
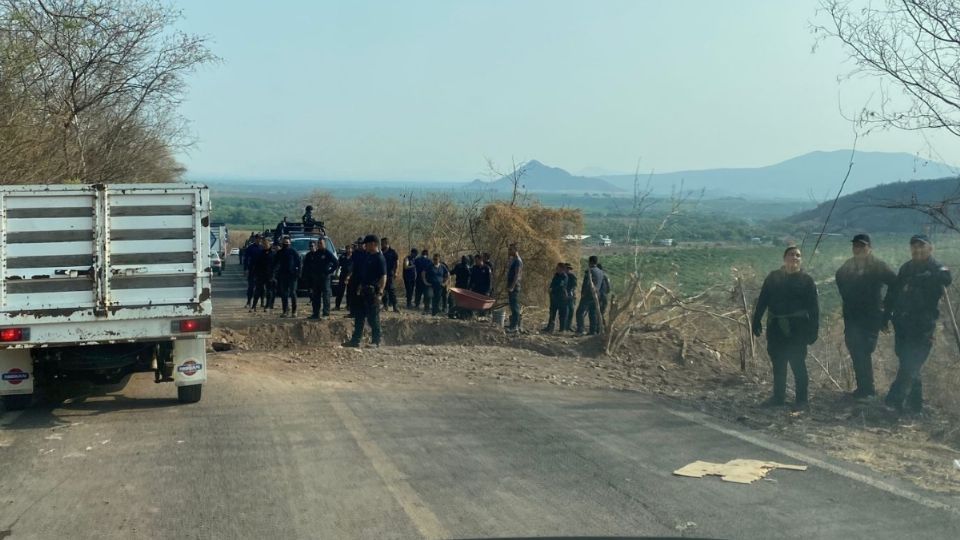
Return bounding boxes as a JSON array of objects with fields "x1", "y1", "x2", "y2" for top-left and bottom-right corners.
[
  {"x1": 304, "y1": 238, "x2": 339, "y2": 319},
  {"x1": 343, "y1": 235, "x2": 387, "y2": 348},
  {"x1": 835, "y1": 233, "x2": 896, "y2": 398},
  {"x1": 381, "y1": 237, "x2": 400, "y2": 313},
  {"x1": 273, "y1": 237, "x2": 302, "y2": 317},
  {"x1": 883, "y1": 234, "x2": 952, "y2": 413}
]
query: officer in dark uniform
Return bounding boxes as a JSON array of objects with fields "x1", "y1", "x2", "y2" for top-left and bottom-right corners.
[
  {"x1": 542, "y1": 262, "x2": 569, "y2": 333},
  {"x1": 424, "y1": 253, "x2": 450, "y2": 316},
  {"x1": 752, "y1": 246, "x2": 819, "y2": 408},
  {"x1": 302, "y1": 205, "x2": 316, "y2": 234},
  {"x1": 305, "y1": 238, "x2": 339, "y2": 319},
  {"x1": 243, "y1": 234, "x2": 263, "y2": 308},
  {"x1": 274, "y1": 217, "x2": 290, "y2": 242},
  {"x1": 883, "y1": 234, "x2": 952, "y2": 413},
  {"x1": 835, "y1": 233, "x2": 896, "y2": 398},
  {"x1": 576, "y1": 256, "x2": 604, "y2": 335},
  {"x1": 403, "y1": 248, "x2": 419, "y2": 309},
  {"x1": 414, "y1": 248, "x2": 431, "y2": 309},
  {"x1": 469, "y1": 254, "x2": 491, "y2": 296},
  {"x1": 381, "y1": 237, "x2": 400, "y2": 313},
  {"x1": 346, "y1": 237, "x2": 367, "y2": 318},
  {"x1": 343, "y1": 235, "x2": 387, "y2": 348},
  {"x1": 564, "y1": 263, "x2": 577, "y2": 332},
  {"x1": 334, "y1": 244, "x2": 353, "y2": 311},
  {"x1": 506, "y1": 244, "x2": 523, "y2": 332},
  {"x1": 273, "y1": 237, "x2": 302, "y2": 317},
  {"x1": 249, "y1": 238, "x2": 272, "y2": 312}
]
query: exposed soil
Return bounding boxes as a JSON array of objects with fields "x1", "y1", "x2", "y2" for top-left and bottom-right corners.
[{"x1": 209, "y1": 309, "x2": 960, "y2": 494}]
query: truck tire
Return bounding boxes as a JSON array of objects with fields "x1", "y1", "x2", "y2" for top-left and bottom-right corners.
[
  {"x1": 177, "y1": 384, "x2": 202, "y2": 404},
  {"x1": 2, "y1": 394, "x2": 31, "y2": 411}
]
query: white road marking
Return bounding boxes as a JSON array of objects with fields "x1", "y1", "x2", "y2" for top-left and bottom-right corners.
[
  {"x1": 666, "y1": 407, "x2": 960, "y2": 517},
  {"x1": 328, "y1": 391, "x2": 449, "y2": 540}
]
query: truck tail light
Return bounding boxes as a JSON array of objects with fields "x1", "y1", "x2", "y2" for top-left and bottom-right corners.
[
  {"x1": 0, "y1": 327, "x2": 29, "y2": 342},
  {"x1": 172, "y1": 318, "x2": 211, "y2": 333}
]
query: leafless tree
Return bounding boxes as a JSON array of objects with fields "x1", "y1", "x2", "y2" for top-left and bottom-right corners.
[
  {"x1": 485, "y1": 156, "x2": 527, "y2": 207},
  {"x1": 0, "y1": 0, "x2": 217, "y2": 183},
  {"x1": 817, "y1": 0, "x2": 960, "y2": 136}
]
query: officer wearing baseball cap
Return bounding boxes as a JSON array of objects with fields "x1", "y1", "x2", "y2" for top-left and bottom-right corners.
[
  {"x1": 835, "y1": 233, "x2": 896, "y2": 398},
  {"x1": 343, "y1": 234, "x2": 387, "y2": 348},
  {"x1": 883, "y1": 233, "x2": 952, "y2": 413}
]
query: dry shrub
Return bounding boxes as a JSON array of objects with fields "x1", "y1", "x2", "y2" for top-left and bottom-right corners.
[
  {"x1": 471, "y1": 202, "x2": 583, "y2": 305},
  {"x1": 302, "y1": 192, "x2": 583, "y2": 306}
]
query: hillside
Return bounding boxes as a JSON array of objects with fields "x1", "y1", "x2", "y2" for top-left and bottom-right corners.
[
  {"x1": 603, "y1": 150, "x2": 957, "y2": 199},
  {"x1": 786, "y1": 177, "x2": 960, "y2": 233},
  {"x1": 468, "y1": 160, "x2": 625, "y2": 193}
]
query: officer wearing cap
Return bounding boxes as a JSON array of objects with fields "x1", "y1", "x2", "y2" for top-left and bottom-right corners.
[
  {"x1": 274, "y1": 236, "x2": 302, "y2": 317},
  {"x1": 304, "y1": 238, "x2": 339, "y2": 319},
  {"x1": 345, "y1": 237, "x2": 367, "y2": 319},
  {"x1": 380, "y1": 237, "x2": 400, "y2": 313},
  {"x1": 343, "y1": 235, "x2": 387, "y2": 347},
  {"x1": 883, "y1": 234, "x2": 952, "y2": 413},
  {"x1": 835, "y1": 233, "x2": 897, "y2": 398}
]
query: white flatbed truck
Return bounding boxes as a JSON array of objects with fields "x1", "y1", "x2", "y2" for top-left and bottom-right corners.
[{"x1": 0, "y1": 184, "x2": 212, "y2": 410}]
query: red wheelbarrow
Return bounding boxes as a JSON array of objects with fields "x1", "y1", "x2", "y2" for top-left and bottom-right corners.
[{"x1": 447, "y1": 287, "x2": 496, "y2": 311}]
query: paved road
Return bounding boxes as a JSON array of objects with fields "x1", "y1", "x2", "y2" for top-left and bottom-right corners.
[
  {"x1": 3, "y1": 260, "x2": 960, "y2": 539},
  {"x1": 2, "y1": 367, "x2": 960, "y2": 540}
]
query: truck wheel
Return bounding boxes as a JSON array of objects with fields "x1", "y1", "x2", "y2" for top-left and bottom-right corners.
[
  {"x1": 177, "y1": 384, "x2": 202, "y2": 404},
  {"x1": 2, "y1": 394, "x2": 31, "y2": 411}
]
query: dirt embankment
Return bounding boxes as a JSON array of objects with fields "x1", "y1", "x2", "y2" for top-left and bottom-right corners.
[{"x1": 210, "y1": 314, "x2": 960, "y2": 494}]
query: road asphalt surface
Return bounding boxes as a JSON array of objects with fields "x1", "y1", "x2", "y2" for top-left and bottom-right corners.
[{"x1": 2, "y1": 258, "x2": 959, "y2": 539}]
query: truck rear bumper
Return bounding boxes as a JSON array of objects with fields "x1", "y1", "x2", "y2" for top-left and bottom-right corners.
[{"x1": 0, "y1": 318, "x2": 210, "y2": 349}]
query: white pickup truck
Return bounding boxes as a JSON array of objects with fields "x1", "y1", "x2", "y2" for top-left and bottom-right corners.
[{"x1": 0, "y1": 184, "x2": 212, "y2": 410}]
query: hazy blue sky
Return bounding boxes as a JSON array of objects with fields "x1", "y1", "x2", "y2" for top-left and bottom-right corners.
[{"x1": 173, "y1": 0, "x2": 959, "y2": 181}]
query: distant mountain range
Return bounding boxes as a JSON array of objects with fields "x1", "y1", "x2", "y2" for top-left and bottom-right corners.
[
  {"x1": 467, "y1": 160, "x2": 624, "y2": 193},
  {"x1": 786, "y1": 177, "x2": 960, "y2": 233},
  {"x1": 466, "y1": 151, "x2": 958, "y2": 199}
]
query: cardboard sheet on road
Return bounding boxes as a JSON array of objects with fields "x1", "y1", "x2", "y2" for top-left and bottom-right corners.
[{"x1": 674, "y1": 459, "x2": 807, "y2": 484}]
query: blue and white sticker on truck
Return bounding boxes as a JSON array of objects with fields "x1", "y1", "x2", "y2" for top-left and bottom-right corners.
[
  {"x1": 2, "y1": 368, "x2": 29, "y2": 384},
  {"x1": 177, "y1": 360, "x2": 203, "y2": 377}
]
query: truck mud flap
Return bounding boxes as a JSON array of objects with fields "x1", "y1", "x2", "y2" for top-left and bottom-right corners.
[
  {"x1": 0, "y1": 349, "x2": 33, "y2": 395},
  {"x1": 173, "y1": 339, "x2": 206, "y2": 387}
]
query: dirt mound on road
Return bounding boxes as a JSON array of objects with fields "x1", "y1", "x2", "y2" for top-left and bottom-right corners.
[{"x1": 212, "y1": 315, "x2": 607, "y2": 358}]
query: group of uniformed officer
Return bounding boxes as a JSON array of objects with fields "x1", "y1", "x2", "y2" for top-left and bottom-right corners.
[
  {"x1": 752, "y1": 233, "x2": 951, "y2": 414},
  {"x1": 541, "y1": 256, "x2": 611, "y2": 335}
]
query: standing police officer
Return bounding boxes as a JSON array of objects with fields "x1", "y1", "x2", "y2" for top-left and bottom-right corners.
[
  {"x1": 243, "y1": 234, "x2": 263, "y2": 308},
  {"x1": 346, "y1": 238, "x2": 367, "y2": 319},
  {"x1": 335, "y1": 244, "x2": 353, "y2": 311},
  {"x1": 543, "y1": 262, "x2": 569, "y2": 333},
  {"x1": 274, "y1": 237, "x2": 302, "y2": 318},
  {"x1": 414, "y1": 248, "x2": 431, "y2": 309},
  {"x1": 305, "y1": 238, "x2": 339, "y2": 319},
  {"x1": 403, "y1": 248, "x2": 419, "y2": 309},
  {"x1": 343, "y1": 235, "x2": 387, "y2": 348},
  {"x1": 564, "y1": 263, "x2": 577, "y2": 332},
  {"x1": 381, "y1": 237, "x2": 400, "y2": 313},
  {"x1": 835, "y1": 233, "x2": 896, "y2": 398},
  {"x1": 506, "y1": 244, "x2": 523, "y2": 332},
  {"x1": 752, "y1": 246, "x2": 819, "y2": 408},
  {"x1": 883, "y1": 234, "x2": 952, "y2": 413},
  {"x1": 576, "y1": 256, "x2": 604, "y2": 335}
]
